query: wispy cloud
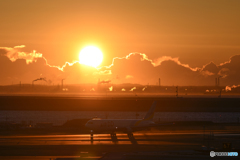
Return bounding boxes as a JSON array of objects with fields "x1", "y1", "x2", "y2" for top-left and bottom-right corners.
[
  {"x1": 125, "y1": 75, "x2": 133, "y2": 79},
  {"x1": 154, "y1": 56, "x2": 200, "y2": 71},
  {"x1": 13, "y1": 45, "x2": 25, "y2": 49},
  {"x1": 0, "y1": 46, "x2": 42, "y2": 64}
]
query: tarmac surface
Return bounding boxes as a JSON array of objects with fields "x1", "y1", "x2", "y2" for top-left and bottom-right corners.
[
  {"x1": 1, "y1": 94, "x2": 240, "y2": 159},
  {"x1": 1, "y1": 95, "x2": 240, "y2": 112},
  {"x1": 0, "y1": 130, "x2": 239, "y2": 159}
]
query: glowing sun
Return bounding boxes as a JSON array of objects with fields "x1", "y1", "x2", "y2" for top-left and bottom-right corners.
[{"x1": 79, "y1": 46, "x2": 103, "y2": 68}]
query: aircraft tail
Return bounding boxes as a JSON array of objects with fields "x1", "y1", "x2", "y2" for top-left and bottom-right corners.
[{"x1": 143, "y1": 101, "x2": 157, "y2": 121}]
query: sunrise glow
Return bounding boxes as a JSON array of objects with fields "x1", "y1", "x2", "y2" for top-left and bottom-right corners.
[{"x1": 79, "y1": 46, "x2": 103, "y2": 68}]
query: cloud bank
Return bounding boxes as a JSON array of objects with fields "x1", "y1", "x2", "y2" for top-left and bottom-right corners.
[{"x1": 0, "y1": 45, "x2": 240, "y2": 86}]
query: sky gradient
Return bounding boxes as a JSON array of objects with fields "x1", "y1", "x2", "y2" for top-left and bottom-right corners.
[{"x1": 0, "y1": 0, "x2": 240, "y2": 86}]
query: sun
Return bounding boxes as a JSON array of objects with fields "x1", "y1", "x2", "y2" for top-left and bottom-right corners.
[{"x1": 79, "y1": 46, "x2": 103, "y2": 68}]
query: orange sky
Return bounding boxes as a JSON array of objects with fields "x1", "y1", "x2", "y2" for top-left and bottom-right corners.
[
  {"x1": 0, "y1": 0, "x2": 240, "y2": 86},
  {"x1": 1, "y1": 0, "x2": 240, "y2": 66}
]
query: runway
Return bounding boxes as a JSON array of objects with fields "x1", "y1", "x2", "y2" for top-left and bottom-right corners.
[
  {"x1": 0, "y1": 131, "x2": 239, "y2": 159},
  {"x1": 0, "y1": 132, "x2": 205, "y2": 145},
  {"x1": 1, "y1": 131, "x2": 239, "y2": 147}
]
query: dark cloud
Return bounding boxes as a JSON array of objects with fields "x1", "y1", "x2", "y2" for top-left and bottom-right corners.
[
  {"x1": 62, "y1": 62, "x2": 98, "y2": 84},
  {"x1": 98, "y1": 53, "x2": 211, "y2": 85},
  {"x1": 1, "y1": 45, "x2": 240, "y2": 86},
  {"x1": 202, "y1": 62, "x2": 219, "y2": 74},
  {"x1": 217, "y1": 55, "x2": 240, "y2": 85},
  {"x1": 98, "y1": 53, "x2": 240, "y2": 86},
  {"x1": 0, "y1": 46, "x2": 62, "y2": 85},
  {"x1": 0, "y1": 57, "x2": 63, "y2": 85}
]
